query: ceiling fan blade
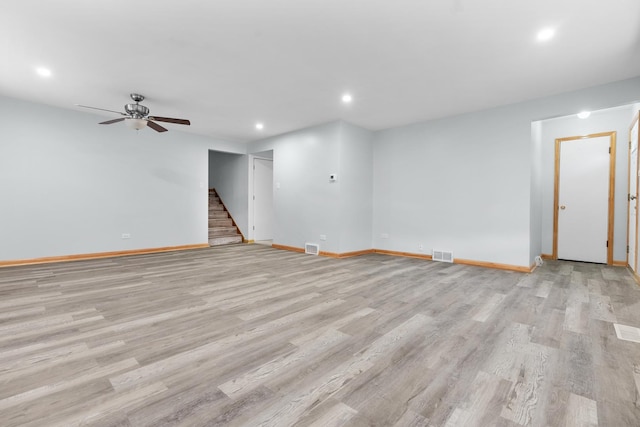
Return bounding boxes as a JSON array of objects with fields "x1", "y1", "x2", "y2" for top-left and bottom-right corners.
[
  {"x1": 147, "y1": 120, "x2": 168, "y2": 132},
  {"x1": 75, "y1": 104, "x2": 126, "y2": 115},
  {"x1": 147, "y1": 116, "x2": 190, "y2": 125},
  {"x1": 99, "y1": 118, "x2": 126, "y2": 125}
]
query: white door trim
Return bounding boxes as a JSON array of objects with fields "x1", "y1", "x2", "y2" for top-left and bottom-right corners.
[
  {"x1": 628, "y1": 112, "x2": 640, "y2": 271},
  {"x1": 253, "y1": 158, "x2": 273, "y2": 241},
  {"x1": 248, "y1": 153, "x2": 274, "y2": 242}
]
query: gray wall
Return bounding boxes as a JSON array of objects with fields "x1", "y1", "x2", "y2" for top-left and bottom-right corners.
[
  {"x1": 248, "y1": 121, "x2": 373, "y2": 254},
  {"x1": 208, "y1": 151, "x2": 249, "y2": 237},
  {"x1": 373, "y1": 76, "x2": 640, "y2": 268},
  {"x1": 253, "y1": 150, "x2": 273, "y2": 160},
  {"x1": 539, "y1": 105, "x2": 635, "y2": 261},
  {"x1": 249, "y1": 122, "x2": 343, "y2": 253},
  {"x1": 530, "y1": 121, "x2": 543, "y2": 261},
  {"x1": 338, "y1": 122, "x2": 373, "y2": 252},
  {"x1": 3, "y1": 76, "x2": 640, "y2": 267},
  {"x1": 373, "y1": 107, "x2": 532, "y2": 266},
  {"x1": 0, "y1": 95, "x2": 245, "y2": 261}
]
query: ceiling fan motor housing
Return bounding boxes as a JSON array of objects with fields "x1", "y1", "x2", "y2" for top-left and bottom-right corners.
[{"x1": 124, "y1": 103, "x2": 149, "y2": 118}]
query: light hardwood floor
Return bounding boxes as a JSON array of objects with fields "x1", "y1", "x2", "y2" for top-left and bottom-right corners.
[{"x1": 0, "y1": 244, "x2": 639, "y2": 426}]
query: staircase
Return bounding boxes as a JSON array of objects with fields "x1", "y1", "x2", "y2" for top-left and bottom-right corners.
[{"x1": 209, "y1": 189, "x2": 243, "y2": 246}]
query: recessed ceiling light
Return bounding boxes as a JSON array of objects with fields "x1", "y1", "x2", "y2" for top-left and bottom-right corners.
[
  {"x1": 536, "y1": 28, "x2": 555, "y2": 42},
  {"x1": 35, "y1": 67, "x2": 52, "y2": 78},
  {"x1": 577, "y1": 111, "x2": 591, "y2": 119},
  {"x1": 255, "y1": 123, "x2": 264, "y2": 130},
  {"x1": 342, "y1": 94, "x2": 353, "y2": 103}
]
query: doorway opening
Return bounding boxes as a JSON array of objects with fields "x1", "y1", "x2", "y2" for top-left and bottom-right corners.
[{"x1": 207, "y1": 150, "x2": 249, "y2": 245}]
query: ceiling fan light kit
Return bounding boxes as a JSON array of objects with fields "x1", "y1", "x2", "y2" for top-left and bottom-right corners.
[
  {"x1": 77, "y1": 93, "x2": 190, "y2": 133},
  {"x1": 125, "y1": 118, "x2": 148, "y2": 130}
]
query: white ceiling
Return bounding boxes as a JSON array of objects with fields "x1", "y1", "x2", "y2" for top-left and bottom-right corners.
[{"x1": 1, "y1": 1, "x2": 639, "y2": 142}]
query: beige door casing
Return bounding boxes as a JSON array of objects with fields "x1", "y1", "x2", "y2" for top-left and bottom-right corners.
[{"x1": 553, "y1": 131, "x2": 616, "y2": 265}]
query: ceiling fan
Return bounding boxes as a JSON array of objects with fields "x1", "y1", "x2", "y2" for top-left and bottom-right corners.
[{"x1": 76, "y1": 93, "x2": 191, "y2": 132}]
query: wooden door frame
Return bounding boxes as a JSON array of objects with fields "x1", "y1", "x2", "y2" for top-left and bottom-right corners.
[
  {"x1": 553, "y1": 131, "x2": 617, "y2": 264},
  {"x1": 628, "y1": 112, "x2": 640, "y2": 269}
]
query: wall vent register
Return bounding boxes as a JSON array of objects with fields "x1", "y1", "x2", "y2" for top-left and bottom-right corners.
[
  {"x1": 433, "y1": 250, "x2": 454, "y2": 263},
  {"x1": 305, "y1": 243, "x2": 320, "y2": 255}
]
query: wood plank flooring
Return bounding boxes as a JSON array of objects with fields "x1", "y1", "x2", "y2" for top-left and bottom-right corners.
[{"x1": 0, "y1": 244, "x2": 639, "y2": 426}]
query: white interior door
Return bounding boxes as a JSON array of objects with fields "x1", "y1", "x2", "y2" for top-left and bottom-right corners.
[
  {"x1": 253, "y1": 158, "x2": 273, "y2": 241},
  {"x1": 630, "y1": 116, "x2": 639, "y2": 272},
  {"x1": 556, "y1": 135, "x2": 611, "y2": 263}
]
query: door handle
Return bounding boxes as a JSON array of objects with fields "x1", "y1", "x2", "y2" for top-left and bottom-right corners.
[
  {"x1": 630, "y1": 195, "x2": 637, "y2": 201},
  {"x1": 560, "y1": 205, "x2": 566, "y2": 210}
]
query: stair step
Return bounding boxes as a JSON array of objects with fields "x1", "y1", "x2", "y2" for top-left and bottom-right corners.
[
  {"x1": 209, "y1": 211, "x2": 229, "y2": 219},
  {"x1": 209, "y1": 225, "x2": 237, "y2": 234},
  {"x1": 207, "y1": 189, "x2": 242, "y2": 245},
  {"x1": 209, "y1": 230, "x2": 239, "y2": 237},
  {"x1": 209, "y1": 235, "x2": 243, "y2": 246},
  {"x1": 209, "y1": 218, "x2": 233, "y2": 227}
]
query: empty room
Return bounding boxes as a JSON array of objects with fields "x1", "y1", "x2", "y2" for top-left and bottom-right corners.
[{"x1": 1, "y1": 1, "x2": 640, "y2": 426}]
